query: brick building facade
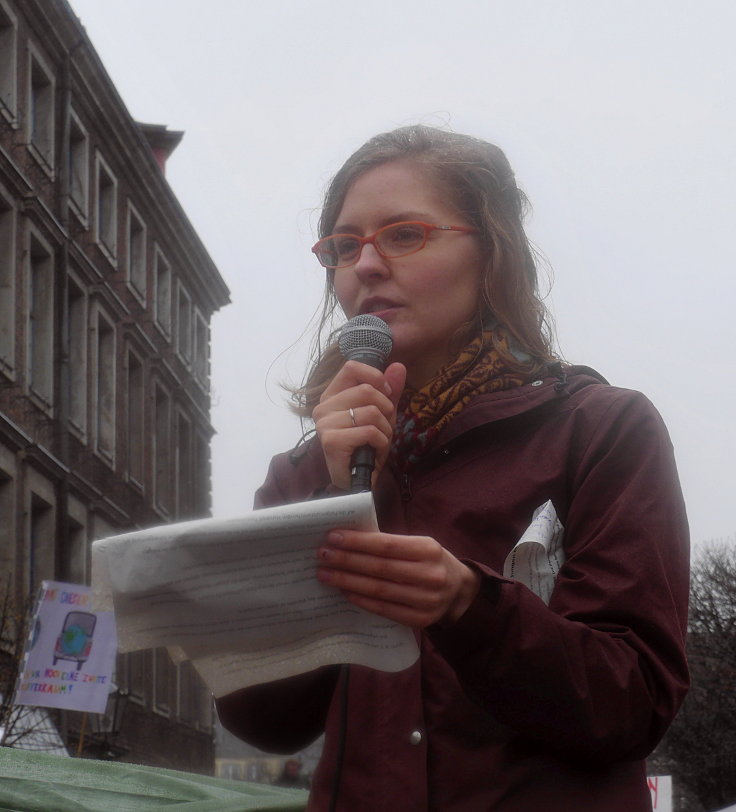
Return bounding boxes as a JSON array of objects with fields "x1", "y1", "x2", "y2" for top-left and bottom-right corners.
[{"x1": 0, "y1": 0, "x2": 230, "y2": 771}]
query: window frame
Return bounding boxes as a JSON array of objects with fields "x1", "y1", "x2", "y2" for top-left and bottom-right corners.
[
  {"x1": 125, "y1": 345, "x2": 145, "y2": 490},
  {"x1": 0, "y1": 184, "x2": 16, "y2": 378},
  {"x1": 68, "y1": 108, "x2": 89, "y2": 223},
  {"x1": 174, "y1": 408, "x2": 193, "y2": 519},
  {"x1": 153, "y1": 246, "x2": 172, "y2": 338},
  {"x1": 94, "y1": 151, "x2": 118, "y2": 264},
  {"x1": 0, "y1": 0, "x2": 18, "y2": 125},
  {"x1": 193, "y1": 307, "x2": 210, "y2": 390},
  {"x1": 26, "y1": 45, "x2": 55, "y2": 174},
  {"x1": 67, "y1": 271, "x2": 88, "y2": 437},
  {"x1": 26, "y1": 226, "x2": 55, "y2": 409},
  {"x1": 176, "y1": 282, "x2": 192, "y2": 364},
  {"x1": 152, "y1": 379, "x2": 172, "y2": 515},
  {"x1": 125, "y1": 201, "x2": 147, "y2": 303},
  {"x1": 26, "y1": 475, "x2": 55, "y2": 595},
  {"x1": 153, "y1": 647, "x2": 174, "y2": 717},
  {"x1": 90, "y1": 302, "x2": 116, "y2": 466}
]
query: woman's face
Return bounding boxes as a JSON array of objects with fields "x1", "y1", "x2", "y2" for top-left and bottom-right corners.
[{"x1": 332, "y1": 161, "x2": 484, "y2": 388}]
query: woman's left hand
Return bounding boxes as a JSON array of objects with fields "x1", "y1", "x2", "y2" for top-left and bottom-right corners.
[{"x1": 317, "y1": 529, "x2": 481, "y2": 628}]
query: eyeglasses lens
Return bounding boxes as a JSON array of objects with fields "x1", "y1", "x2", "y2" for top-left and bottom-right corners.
[
  {"x1": 315, "y1": 236, "x2": 357, "y2": 268},
  {"x1": 315, "y1": 222, "x2": 430, "y2": 268},
  {"x1": 377, "y1": 223, "x2": 427, "y2": 257},
  {"x1": 333, "y1": 236, "x2": 361, "y2": 266}
]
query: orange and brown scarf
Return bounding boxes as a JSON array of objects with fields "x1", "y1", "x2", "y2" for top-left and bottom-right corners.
[{"x1": 390, "y1": 328, "x2": 531, "y2": 471}]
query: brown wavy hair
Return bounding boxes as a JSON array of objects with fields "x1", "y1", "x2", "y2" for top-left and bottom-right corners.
[{"x1": 291, "y1": 124, "x2": 556, "y2": 417}]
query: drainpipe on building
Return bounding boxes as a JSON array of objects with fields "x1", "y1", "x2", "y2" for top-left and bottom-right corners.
[
  {"x1": 54, "y1": 50, "x2": 71, "y2": 583},
  {"x1": 55, "y1": 41, "x2": 83, "y2": 753}
]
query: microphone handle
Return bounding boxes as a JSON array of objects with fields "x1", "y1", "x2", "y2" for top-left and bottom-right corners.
[
  {"x1": 350, "y1": 445, "x2": 374, "y2": 494},
  {"x1": 341, "y1": 323, "x2": 391, "y2": 494}
]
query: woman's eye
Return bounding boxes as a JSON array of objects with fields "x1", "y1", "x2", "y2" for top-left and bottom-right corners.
[
  {"x1": 387, "y1": 224, "x2": 425, "y2": 245},
  {"x1": 335, "y1": 237, "x2": 360, "y2": 259}
]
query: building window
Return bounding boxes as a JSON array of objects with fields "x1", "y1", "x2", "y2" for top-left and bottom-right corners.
[
  {"x1": 29, "y1": 492, "x2": 54, "y2": 594},
  {"x1": 68, "y1": 110, "x2": 89, "y2": 221},
  {"x1": 27, "y1": 48, "x2": 55, "y2": 171},
  {"x1": 196, "y1": 681, "x2": 213, "y2": 732},
  {"x1": 153, "y1": 382, "x2": 171, "y2": 514},
  {"x1": 193, "y1": 309, "x2": 209, "y2": 388},
  {"x1": 59, "y1": 516, "x2": 86, "y2": 584},
  {"x1": 126, "y1": 349, "x2": 144, "y2": 488},
  {"x1": 67, "y1": 277, "x2": 87, "y2": 434},
  {"x1": 175, "y1": 410, "x2": 193, "y2": 519},
  {"x1": 126, "y1": 203, "x2": 146, "y2": 300},
  {"x1": 153, "y1": 647, "x2": 174, "y2": 716},
  {"x1": 0, "y1": 472, "x2": 14, "y2": 582},
  {"x1": 153, "y1": 248, "x2": 171, "y2": 336},
  {"x1": 0, "y1": 191, "x2": 15, "y2": 374},
  {"x1": 176, "y1": 283, "x2": 192, "y2": 363},
  {"x1": 92, "y1": 308, "x2": 115, "y2": 463},
  {"x1": 179, "y1": 664, "x2": 211, "y2": 730},
  {"x1": 177, "y1": 660, "x2": 196, "y2": 725},
  {"x1": 0, "y1": 1, "x2": 18, "y2": 122},
  {"x1": 27, "y1": 231, "x2": 54, "y2": 407},
  {"x1": 194, "y1": 431, "x2": 210, "y2": 517},
  {"x1": 125, "y1": 650, "x2": 148, "y2": 705},
  {"x1": 95, "y1": 153, "x2": 117, "y2": 261}
]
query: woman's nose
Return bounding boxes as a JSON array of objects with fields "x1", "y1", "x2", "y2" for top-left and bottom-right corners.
[{"x1": 352, "y1": 242, "x2": 390, "y2": 282}]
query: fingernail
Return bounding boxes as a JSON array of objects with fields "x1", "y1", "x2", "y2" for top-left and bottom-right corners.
[
  {"x1": 318, "y1": 547, "x2": 332, "y2": 561},
  {"x1": 327, "y1": 531, "x2": 343, "y2": 545}
]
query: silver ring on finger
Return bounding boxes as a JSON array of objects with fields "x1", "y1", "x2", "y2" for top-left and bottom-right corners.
[{"x1": 348, "y1": 407, "x2": 357, "y2": 426}]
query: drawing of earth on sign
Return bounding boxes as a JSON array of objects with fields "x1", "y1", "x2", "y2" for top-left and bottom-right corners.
[{"x1": 53, "y1": 611, "x2": 97, "y2": 671}]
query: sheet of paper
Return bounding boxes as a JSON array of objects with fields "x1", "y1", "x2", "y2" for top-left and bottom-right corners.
[
  {"x1": 92, "y1": 492, "x2": 419, "y2": 696},
  {"x1": 503, "y1": 499, "x2": 565, "y2": 605}
]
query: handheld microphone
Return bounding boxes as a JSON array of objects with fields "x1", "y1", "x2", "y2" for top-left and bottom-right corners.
[{"x1": 338, "y1": 314, "x2": 393, "y2": 493}]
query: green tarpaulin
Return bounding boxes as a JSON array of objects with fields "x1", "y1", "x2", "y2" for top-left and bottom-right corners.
[{"x1": 0, "y1": 749, "x2": 308, "y2": 812}]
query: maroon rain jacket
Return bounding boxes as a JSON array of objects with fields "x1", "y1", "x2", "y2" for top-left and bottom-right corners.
[{"x1": 217, "y1": 367, "x2": 690, "y2": 811}]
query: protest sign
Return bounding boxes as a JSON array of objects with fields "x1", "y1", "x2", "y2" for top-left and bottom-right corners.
[
  {"x1": 14, "y1": 581, "x2": 117, "y2": 714},
  {"x1": 648, "y1": 776, "x2": 673, "y2": 811}
]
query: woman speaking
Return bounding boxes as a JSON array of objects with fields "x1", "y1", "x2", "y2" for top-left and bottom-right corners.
[{"x1": 217, "y1": 125, "x2": 689, "y2": 811}]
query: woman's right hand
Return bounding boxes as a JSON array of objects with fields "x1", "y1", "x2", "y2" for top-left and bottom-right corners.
[{"x1": 312, "y1": 360, "x2": 407, "y2": 491}]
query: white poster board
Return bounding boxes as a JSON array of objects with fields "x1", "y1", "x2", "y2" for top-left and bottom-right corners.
[
  {"x1": 648, "y1": 776, "x2": 673, "y2": 812},
  {"x1": 14, "y1": 581, "x2": 117, "y2": 714}
]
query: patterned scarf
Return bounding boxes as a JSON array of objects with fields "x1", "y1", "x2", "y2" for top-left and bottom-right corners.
[{"x1": 390, "y1": 328, "x2": 531, "y2": 472}]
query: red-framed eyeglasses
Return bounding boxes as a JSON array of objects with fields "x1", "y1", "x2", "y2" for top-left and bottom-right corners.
[{"x1": 311, "y1": 220, "x2": 477, "y2": 269}]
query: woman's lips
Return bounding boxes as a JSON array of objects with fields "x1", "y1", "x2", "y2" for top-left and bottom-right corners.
[{"x1": 359, "y1": 299, "x2": 401, "y2": 320}]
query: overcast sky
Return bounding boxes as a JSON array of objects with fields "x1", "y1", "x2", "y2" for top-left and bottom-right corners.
[{"x1": 68, "y1": 0, "x2": 735, "y2": 554}]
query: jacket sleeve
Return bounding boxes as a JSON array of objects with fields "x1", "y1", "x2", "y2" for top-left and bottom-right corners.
[
  {"x1": 216, "y1": 666, "x2": 339, "y2": 753},
  {"x1": 215, "y1": 444, "x2": 340, "y2": 753},
  {"x1": 428, "y1": 388, "x2": 690, "y2": 763}
]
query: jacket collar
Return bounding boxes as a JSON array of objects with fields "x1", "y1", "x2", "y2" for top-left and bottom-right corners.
[{"x1": 436, "y1": 365, "x2": 609, "y2": 446}]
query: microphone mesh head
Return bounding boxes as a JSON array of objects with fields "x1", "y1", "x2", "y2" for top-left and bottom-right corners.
[{"x1": 338, "y1": 315, "x2": 393, "y2": 364}]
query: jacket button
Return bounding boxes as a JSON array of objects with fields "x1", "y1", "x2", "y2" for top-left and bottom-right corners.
[
  {"x1": 531, "y1": 380, "x2": 543, "y2": 387},
  {"x1": 409, "y1": 730, "x2": 423, "y2": 745}
]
